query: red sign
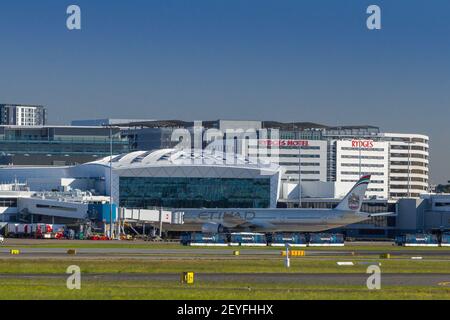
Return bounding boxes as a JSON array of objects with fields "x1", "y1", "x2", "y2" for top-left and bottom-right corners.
[
  {"x1": 259, "y1": 140, "x2": 310, "y2": 147},
  {"x1": 352, "y1": 140, "x2": 374, "y2": 148}
]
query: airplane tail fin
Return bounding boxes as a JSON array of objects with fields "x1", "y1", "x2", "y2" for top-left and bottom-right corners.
[{"x1": 335, "y1": 175, "x2": 371, "y2": 213}]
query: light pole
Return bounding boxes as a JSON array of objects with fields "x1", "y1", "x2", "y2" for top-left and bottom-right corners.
[
  {"x1": 298, "y1": 140, "x2": 302, "y2": 209},
  {"x1": 110, "y1": 126, "x2": 113, "y2": 239},
  {"x1": 407, "y1": 139, "x2": 412, "y2": 198},
  {"x1": 105, "y1": 125, "x2": 115, "y2": 239}
]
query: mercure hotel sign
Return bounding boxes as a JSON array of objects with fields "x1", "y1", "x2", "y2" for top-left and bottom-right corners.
[{"x1": 258, "y1": 140, "x2": 310, "y2": 147}]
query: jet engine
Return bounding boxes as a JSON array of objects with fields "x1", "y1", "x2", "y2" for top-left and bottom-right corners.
[{"x1": 201, "y1": 222, "x2": 225, "y2": 234}]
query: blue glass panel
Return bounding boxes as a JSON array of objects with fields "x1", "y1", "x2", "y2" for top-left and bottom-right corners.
[{"x1": 119, "y1": 177, "x2": 271, "y2": 209}]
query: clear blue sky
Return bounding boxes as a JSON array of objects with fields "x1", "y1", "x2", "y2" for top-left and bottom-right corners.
[{"x1": 0, "y1": 0, "x2": 449, "y2": 183}]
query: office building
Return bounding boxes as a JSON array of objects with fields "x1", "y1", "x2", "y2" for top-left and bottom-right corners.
[
  {"x1": 0, "y1": 125, "x2": 130, "y2": 166},
  {"x1": 0, "y1": 104, "x2": 47, "y2": 126}
]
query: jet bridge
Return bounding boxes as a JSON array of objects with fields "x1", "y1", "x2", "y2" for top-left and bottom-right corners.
[{"x1": 121, "y1": 208, "x2": 184, "y2": 225}]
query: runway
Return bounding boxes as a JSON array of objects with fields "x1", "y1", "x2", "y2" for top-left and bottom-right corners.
[
  {"x1": 1, "y1": 247, "x2": 450, "y2": 260},
  {"x1": 1, "y1": 240, "x2": 449, "y2": 290},
  {"x1": 0, "y1": 273, "x2": 448, "y2": 287}
]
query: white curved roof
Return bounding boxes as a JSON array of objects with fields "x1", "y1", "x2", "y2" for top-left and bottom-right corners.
[{"x1": 89, "y1": 149, "x2": 280, "y2": 172}]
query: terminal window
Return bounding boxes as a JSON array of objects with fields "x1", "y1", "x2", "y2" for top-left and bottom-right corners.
[{"x1": 119, "y1": 177, "x2": 271, "y2": 209}]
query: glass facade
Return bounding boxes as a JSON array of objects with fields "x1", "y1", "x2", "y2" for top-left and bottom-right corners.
[
  {"x1": 119, "y1": 177, "x2": 271, "y2": 209},
  {"x1": 0, "y1": 126, "x2": 130, "y2": 165},
  {"x1": 0, "y1": 139, "x2": 129, "y2": 155},
  {"x1": 279, "y1": 130, "x2": 323, "y2": 141}
]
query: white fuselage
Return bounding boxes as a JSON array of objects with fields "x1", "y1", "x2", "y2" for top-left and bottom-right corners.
[{"x1": 163, "y1": 208, "x2": 371, "y2": 233}]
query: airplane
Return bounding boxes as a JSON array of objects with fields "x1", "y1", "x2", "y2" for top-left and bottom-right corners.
[{"x1": 166, "y1": 175, "x2": 392, "y2": 233}]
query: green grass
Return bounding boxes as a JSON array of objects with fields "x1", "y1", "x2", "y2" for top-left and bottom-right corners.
[
  {"x1": 1, "y1": 258, "x2": 449, "y2": 274},
  {"x1": 1, "y1": 243, "x2": 449, "y2": 300},
  {"x1": 0, "y1": 254, "x2": 449, "y2": 299},
  {"x1": 0, "y1": 279, "x2": 448, "y2": 300}
]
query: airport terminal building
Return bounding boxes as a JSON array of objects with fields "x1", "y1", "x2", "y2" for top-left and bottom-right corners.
[
  {"x1": 0, "y1": 147, "x2": 446, "y2": 239},
  {"x1": 0, "y1": 118, "x2": 436, "y2": 239},
  {"x1": 0, "y1": 149, "x2": 281, "y2": 222}
]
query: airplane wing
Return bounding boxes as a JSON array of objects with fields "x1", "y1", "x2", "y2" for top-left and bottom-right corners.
[
  {"x1": 235, "y1": 220, "x2": 277, "y2": 231},
  {"x1": 219, "y1": 213, "x2": 277, "y2": 231},
  {"x1": 222, "y1": 212, "x2": 248, "y2": 227},
  {"x1": 368, "y1": 212, "x2": 396, "y2": 217}
]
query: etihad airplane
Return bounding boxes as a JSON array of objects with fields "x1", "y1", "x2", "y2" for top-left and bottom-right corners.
[{"x1": 169, "y1": 175, "x2": 386, "y2": 233}]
